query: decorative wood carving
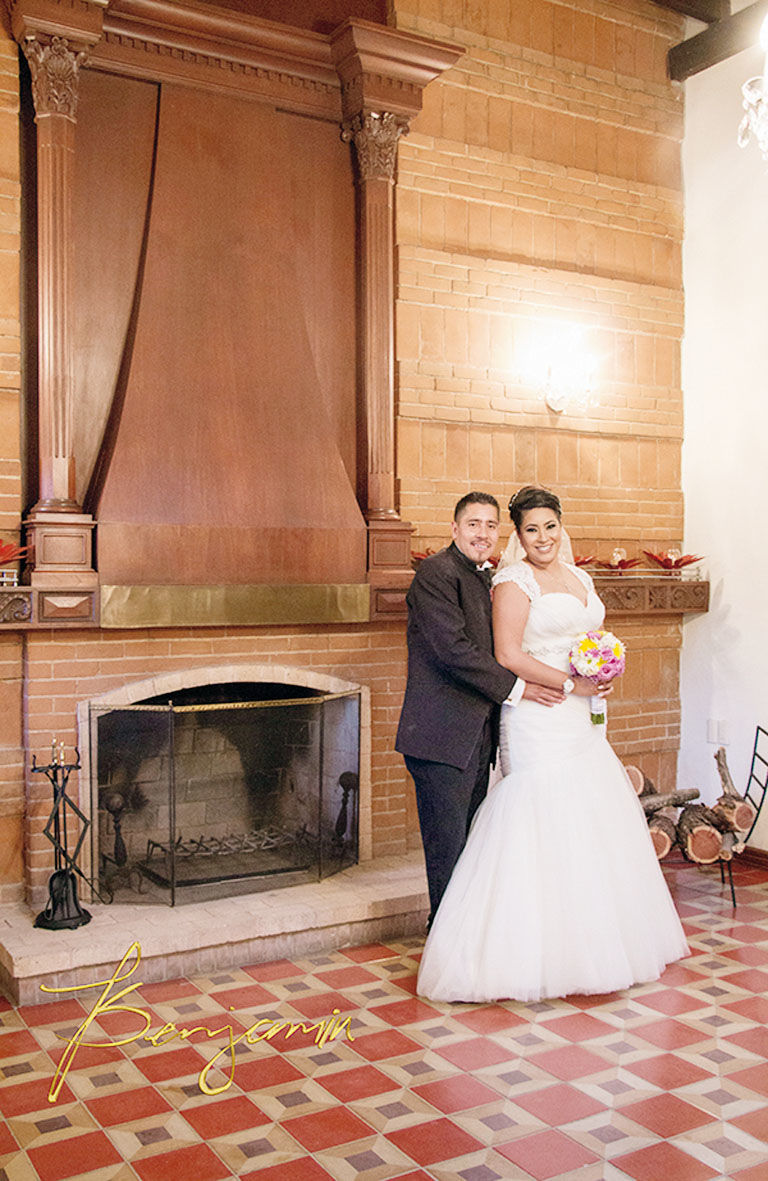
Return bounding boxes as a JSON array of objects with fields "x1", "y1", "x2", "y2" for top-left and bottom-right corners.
[
  {"x1": 37, "y1": 591, "x2": 97, "y2": 622},
  {"x1": 0, "y1": 591, "x2": 33, "y2": 624},
  {"x1": 23, "y1": 33, "x2": 88, "y2": 116},
  {"x1": 0, "y1": 585, "x2": 98, "y2": 626},
  {"x1": 341, "y1": 110, "x2": 409, "y2": 182},
  {"x1": 595, "y1": 577, "x2": 710, "y2": 615}
]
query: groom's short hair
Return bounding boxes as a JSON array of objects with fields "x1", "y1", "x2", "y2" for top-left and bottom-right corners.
[{"x1": 453, "y1": 491, "x2": 500, "y2": 521}]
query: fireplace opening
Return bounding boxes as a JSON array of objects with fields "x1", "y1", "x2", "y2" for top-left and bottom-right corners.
[{"x1": 89, "y1": 681, "x2": 360, "y2": 905}]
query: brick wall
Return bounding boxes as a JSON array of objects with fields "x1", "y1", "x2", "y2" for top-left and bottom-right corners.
[
  {"x1": 1, "y1": 0, "x2": 689, "y2": 900},
  {"x1": 392, "y1": 0, "x2": 686, "y2": 810},
  {"x1": 21, "y1": 625, "x2": 409, "y2": 902},
  {"x1": 0, "y1": 633, "x2": 24, "y2": 901},
  {"x1": 393, "y1": 0, "x2": 684, "y2": 536}
]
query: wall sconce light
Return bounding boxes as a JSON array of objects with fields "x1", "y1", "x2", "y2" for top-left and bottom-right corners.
[
  {"x1": 738, "y1": 15, "x2": 768, "y2": 161},
  {"x1": 515, "y1": 323, "x2": 599, "y2": 414},
  {"x1": 541, "y1": 365, "x2": 596, "y2": 414}
]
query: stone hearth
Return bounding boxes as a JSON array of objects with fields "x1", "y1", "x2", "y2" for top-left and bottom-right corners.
[{"x1": 0, "y1": 852, "x2": 427, "y2": 1006}]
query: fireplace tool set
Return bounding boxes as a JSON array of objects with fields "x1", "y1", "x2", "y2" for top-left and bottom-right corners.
[{"x1": 32, "y1": 743, "x2": 94, "y2": 930}]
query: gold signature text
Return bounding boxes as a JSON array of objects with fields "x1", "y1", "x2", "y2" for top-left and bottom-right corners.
[{"x1": 42, "y1": 942, "x2": 354, "y2": 1103}]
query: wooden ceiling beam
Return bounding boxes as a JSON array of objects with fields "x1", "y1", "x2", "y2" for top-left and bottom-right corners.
[
  {"x1": 668, "y1": 0, "x2": 768, "y2": 79},
  {"x1": 652, "y1": 0, "x2": 729, "y2": 24}
]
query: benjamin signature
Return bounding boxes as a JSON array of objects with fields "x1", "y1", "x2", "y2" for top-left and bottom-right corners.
[{"x1": 42, "y1": 942, "x2": 354, "y2": 1102}]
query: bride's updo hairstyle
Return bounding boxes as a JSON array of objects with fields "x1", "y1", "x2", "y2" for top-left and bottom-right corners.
[{"x1": 508, "y1": 485, "x2": 562, "y2": 531}]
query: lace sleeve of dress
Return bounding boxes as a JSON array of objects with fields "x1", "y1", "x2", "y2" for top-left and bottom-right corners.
[{"x1": 491, "y1": 561, "x2": 540, "y2": 600}]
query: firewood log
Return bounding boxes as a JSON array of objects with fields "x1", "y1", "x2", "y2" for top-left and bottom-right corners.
[
  {"x1": 712, "y1": 796, "x2": 756, "y2": 833},
  {"x1": 714, "y1": 747, "x2": 738, "y2": 796},
  {"x1": 712, "y1": 747, "x2": 757, "y2": 833},
  {"x1": 624, "y1": 764, "x2": 656, "y2": 796},
  {"x1": 719, "y1": 831, "x2": 735, "y2": 861},
  {"x1": 641, "y1": 787, "x2": 699, "y2": 815},
  {"x1": 648, "y1": 813, "x2": 676, "y2": 859},
  {"x1": 719, "y1": 831, "x2": 746, "y2": 860},
  {"x1": 677, "y1": 804, "x2": 728, "y2": 863}
]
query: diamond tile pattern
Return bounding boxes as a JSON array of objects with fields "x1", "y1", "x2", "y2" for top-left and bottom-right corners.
[{"x1": 3, "y1": 856, "x2": 768, "y2": 1178}]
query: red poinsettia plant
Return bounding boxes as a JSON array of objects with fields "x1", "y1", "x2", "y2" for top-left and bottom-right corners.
[
  {"x1": 411, "y1": 547, "x2": 436, "y2": 568},
  {"x1": 593, "y1": 556, "x2": 643, "y2": 572},
  {"x1": 0, "y1": 542, "x2": 27, "y2": 566},
  {"x1": 642, "y1": 550, "x2": 703, "y2": 571}
]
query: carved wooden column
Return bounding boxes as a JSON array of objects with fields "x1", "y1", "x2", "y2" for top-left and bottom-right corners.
[
  {"x1": 331, "y1": 21, "x2": 462, "y2": 617},
  {"x1": 341, "y1": 110, "x2": 408, "y2": 524},
  {"x1": 10, "y1": 0, "x2": 104, "y2": 602},
  {"x1": 342, "y1": 109, "x2": 414, "y2": 617}
]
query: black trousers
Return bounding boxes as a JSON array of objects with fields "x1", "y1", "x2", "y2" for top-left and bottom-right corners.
[{"x1": 405, "y1": 717, "x2": 493, "y2": 925}]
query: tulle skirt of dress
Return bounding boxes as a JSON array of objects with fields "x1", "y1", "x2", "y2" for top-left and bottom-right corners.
[{"x1": 417, "y1": 694, "x2": 689, "y2": 1003}]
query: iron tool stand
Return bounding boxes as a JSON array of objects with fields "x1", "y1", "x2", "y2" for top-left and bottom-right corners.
[{"x1": 33, "y1": 746, "x2": 92, "y2": 930}]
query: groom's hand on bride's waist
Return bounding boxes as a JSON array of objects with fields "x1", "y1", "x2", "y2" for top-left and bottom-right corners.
[{"x1": 521, "y1": 682, "x2": 567, "y2": 706}]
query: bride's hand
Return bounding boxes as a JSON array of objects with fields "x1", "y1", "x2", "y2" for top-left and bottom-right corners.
[{"x1": 572, "y1": 676, "x2": 612, "y2": 698}]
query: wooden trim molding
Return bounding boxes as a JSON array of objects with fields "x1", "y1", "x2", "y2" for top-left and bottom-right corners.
[
  {"x1": 0, "y1": 578, "x2": 710, "y2": 631},
  {"x1": 97, "y1": 0, "x2": 341, "y2": 116},
  {"x1": 8, "y1": 0, "x2": 107, "y2": 45},
  {"x1": 330, "y1": 18, "x2": 462, "y2": 121},
  {"x1": 0, "y1": 586, "x2": 98, "y2": 626},
  {"x1": 93, "y1": 5, "x2": 463, "y2": 119}
]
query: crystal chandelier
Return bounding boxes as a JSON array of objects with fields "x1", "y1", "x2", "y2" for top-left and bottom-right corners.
[{"x1": 738, "y1": 16, "x2": 768, "y2": 161}]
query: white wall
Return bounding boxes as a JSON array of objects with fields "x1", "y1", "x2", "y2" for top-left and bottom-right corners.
[{"x1": 680, "y1": 34, "x2": 768, "y2": 841}]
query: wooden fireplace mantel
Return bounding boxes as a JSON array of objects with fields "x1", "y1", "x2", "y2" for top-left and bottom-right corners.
[
  {"x1": 7, "y1": 0, "x2": 463, "y2": 624},
  {"x1": 594, "y1": 575, "x2": 710, "y2": 616},
  {"x1": 0, "y1": 577, "x2": 712, "y2": 630}
]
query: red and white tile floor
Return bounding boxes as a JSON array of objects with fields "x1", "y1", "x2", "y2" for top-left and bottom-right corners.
[{"x1": 3, "y1": 853, "x2": 768, "y2": 1181}]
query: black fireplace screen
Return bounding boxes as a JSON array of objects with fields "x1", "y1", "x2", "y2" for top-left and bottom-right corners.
[{"x1": 89, "y1": 683, "x2": 360, "y2": 904}]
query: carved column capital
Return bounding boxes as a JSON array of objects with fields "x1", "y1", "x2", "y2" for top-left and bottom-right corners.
[
  {"x1": 21, "y1": 33, "x2": 89, "y2": 120},
  {"x1": 341, "y1": 111, "x2": 410, "y2": 182}
]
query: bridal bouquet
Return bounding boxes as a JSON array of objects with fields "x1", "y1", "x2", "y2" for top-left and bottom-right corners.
[{"x1": 569, "y1": 630, "x2": 626, "y2": 725}]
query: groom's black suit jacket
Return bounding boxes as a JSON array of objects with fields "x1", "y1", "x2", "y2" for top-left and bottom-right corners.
[{"x1": 395, "y1": 543, "x2": 517, "y2": 771}]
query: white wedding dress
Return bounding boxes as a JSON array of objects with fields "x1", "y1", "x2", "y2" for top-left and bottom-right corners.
[{"x1": 417, "y1": 560, "x2": 688, "y2": 1003}]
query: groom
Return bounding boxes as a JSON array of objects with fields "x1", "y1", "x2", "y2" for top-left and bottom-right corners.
[{"x1": 396, "y1": 491, "x2": 562, "y2": 926}]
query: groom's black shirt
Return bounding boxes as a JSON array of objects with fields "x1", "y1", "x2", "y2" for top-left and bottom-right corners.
[{"x1": 395, "y1": 542, "x2": 517, "y2": 771}]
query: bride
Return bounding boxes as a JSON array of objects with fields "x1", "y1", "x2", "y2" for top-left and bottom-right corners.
[{"x1": 417, "y1": 485, "x2": 688, "y2": 1003}]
